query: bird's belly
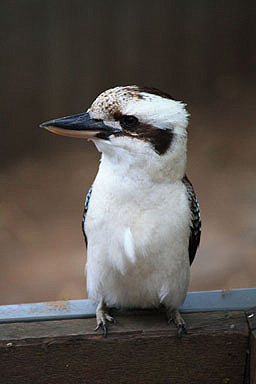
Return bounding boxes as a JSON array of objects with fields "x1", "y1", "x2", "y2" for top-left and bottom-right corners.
[
  {"x1": 89, "y1": 256, "x2": 189, "y2": 310},
  {"x1": 85, "y1": 195, "x2": 191, "y2": 309},
  {"x1": 86, "y1": 243, "x2": 190, "y2": 309}
]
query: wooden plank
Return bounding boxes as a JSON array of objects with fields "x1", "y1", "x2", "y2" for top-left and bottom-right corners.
[
  {"x1": 251, "y1": 330, "x2": 256, "y2": 384},
  {"x1": 0, "y1": 309, "x2": 248, "y2": 384},
  {"x1": 246, "y1": 307, "x2": 256, "y2": 384},
  {"x1": 247, "y1": 307, "x2": 256, "y2": 332}
]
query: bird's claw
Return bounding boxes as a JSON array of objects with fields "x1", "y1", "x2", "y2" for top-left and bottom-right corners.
[
  {"x1": 95, "y1": 300, "x2": 116, "y2": 337},
  {"x1": 168, "y1": 309, "x2": 187, "y2": 338},
  {"x1": 94, "y1": 323, "x2": 108, "y2": 337},
  {"x1": 94, "y1": 324, "x2": 101, "y2": 332},
  {"x1": 109, "y1": 316, "x2": 117, "y2": 324},
  {"x1": 177, "y1": 323, "x2": 187, "y2": 338}
]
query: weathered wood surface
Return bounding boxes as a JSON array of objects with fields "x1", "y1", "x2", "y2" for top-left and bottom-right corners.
[
  {"x1": 0, "y1": 309, "x2": 249, "y2": 384},
  {"x1": 247, "y1": 307, "x2": 256, "y2": 333},
  {"x1": 250, "y1": 331, "x2": 256, "y2": 384},
  {"x1": 247, "y1": 307, "x2": 256, "y2": 384},
  {"x1": 250, "y1": 330, "x2": 256, "y2": 384}
]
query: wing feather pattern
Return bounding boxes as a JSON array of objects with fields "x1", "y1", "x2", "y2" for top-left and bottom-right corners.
[
  {"x1": 82, "y1": 186, "x2": 93, "y2": 248},
  {"x1": 182, "y1": 175, "x2": 201, "y2": 265}
]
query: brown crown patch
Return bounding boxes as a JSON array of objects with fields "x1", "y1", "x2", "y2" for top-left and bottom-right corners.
[{"x1": 136, "y1": 86, "x2": 174, "y2": 100}]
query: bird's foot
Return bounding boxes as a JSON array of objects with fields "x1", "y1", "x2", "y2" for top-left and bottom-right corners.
[
  {"x1": 94, "y1": 299, "x2": 116, "y2": 337},
  {"x1": 168, "y1": 309, "x2": 187, "y2": 338}
]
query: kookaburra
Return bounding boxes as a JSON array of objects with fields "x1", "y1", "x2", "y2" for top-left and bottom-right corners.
[{"x1": 41, "y1": 85, "x2": 201, "y2": 337}]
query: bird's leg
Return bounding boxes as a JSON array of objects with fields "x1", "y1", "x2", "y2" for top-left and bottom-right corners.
[
  {"x1": 94, "y1": 298, "x2": 116, "y2": 337},
  {"x1": 167, "y1": 308, "x2": 187, "y2": 338}
]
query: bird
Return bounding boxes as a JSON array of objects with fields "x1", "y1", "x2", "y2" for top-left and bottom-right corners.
[{"x1": 40, "y1": 85, "x2": 201, "y2": 337}]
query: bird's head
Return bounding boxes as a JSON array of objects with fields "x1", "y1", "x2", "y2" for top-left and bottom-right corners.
[{"x1": 41, "y1": 86, "x2": 189, "y2": 179}]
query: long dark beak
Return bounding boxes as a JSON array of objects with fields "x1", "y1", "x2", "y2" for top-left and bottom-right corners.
[{"x1": 40, "y1": 112, "x2": 117, "y2": 139}]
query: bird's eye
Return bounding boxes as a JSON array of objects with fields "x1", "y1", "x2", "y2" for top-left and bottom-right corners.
[{"x1": 120, "y1": 115, "x2": 139, "y2": 130}]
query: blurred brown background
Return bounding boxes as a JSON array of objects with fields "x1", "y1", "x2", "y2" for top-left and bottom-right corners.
[{"x1": 1, "y1": 1, "x2": 256, "y2": 305}]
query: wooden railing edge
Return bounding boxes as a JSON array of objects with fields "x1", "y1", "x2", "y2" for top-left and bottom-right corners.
[{"x1": 0, "y1": 289, "x2": 255, "y2": 383}]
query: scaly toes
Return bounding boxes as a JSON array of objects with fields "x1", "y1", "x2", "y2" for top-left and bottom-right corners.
[
  {"x1": 168, "y1": 309, "x2": 187, "y2": 338},
  {"x1": 94, "y1": 317, "x2": 116, "y2": 337},
  {"x1": 177, "y1": 323, "x2": 187, "y2": 338},
  {"x1": 95, "y1": 322, "x2": 108, "y2": 337},
  {"x1": 105, "y1": 314, "x2": 116, "y2": 324},
  {"x1": 94, "y1": 304, "x2": 116, "y2": 337}
]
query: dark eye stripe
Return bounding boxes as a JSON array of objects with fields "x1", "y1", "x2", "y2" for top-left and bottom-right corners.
[{"x1": 112, "y1": 112, "x2": 173, "y2": 155}]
